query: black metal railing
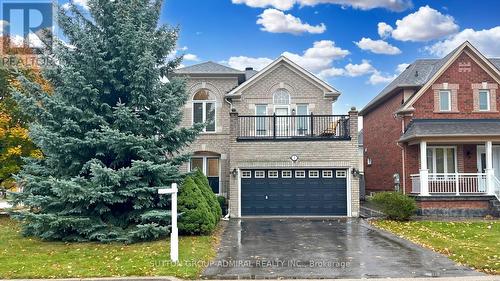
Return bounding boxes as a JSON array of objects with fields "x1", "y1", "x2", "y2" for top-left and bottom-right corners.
[{"x1": 237, "y1": 114, "x2": 350, "y2": 141}]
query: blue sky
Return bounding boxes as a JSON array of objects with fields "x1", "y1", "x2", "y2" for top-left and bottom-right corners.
[
  {"x1": 160, "y1": 0, "x2": 500, "y2": 114},
  {"x1": 2, "y1": 0, "x2": 499, "y2": 114}
]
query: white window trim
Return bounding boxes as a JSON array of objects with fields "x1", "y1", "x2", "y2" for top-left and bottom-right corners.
[
  {"x1": 268, "y1": 170, "x2": 279, "y2": 178},
  {"x1": 309, "y1": 170, "x2": 319, "y2": 178},
  {"x1": 439, "y1": 90, "x2": 452, "y2": 112},
  {"x1": 189, "y1": 156, "x2": 221, "y2": 194},
  {"x1": 322, "y1": 170, "x2": 333, "y2": 178},
  {"x1": 426, "y1": 146, "x2": 457, "y2": 175},
  {"x1": 282, "y1": 170, "x2": 292, "y2": 178},
  {"x1": 241, "y1": 171, "x2": 251, "y2": 178},
  {"x1": 255, "y1": 171, "x2": 265, "y2": 178},
  {"x1": 295, "y1": 170, "x2": 306, "y2": 178},
  {"x1": 336, "y1": 170, "x2": 347, "y2": 178},
  {"x1": 192, "y1": 100, "x2": 216, "y2": 133},
  {"x1": 478, "y1": 90, "x2": 491, "y2": 111}
]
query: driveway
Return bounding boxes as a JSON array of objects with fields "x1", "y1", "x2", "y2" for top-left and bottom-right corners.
[{"x1": 202, "y1": 218, "x2": 483, "y2": 279}]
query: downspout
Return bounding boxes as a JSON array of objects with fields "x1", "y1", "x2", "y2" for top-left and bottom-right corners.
[
  {"x1": 224, "y1": 96, "x2": 233, "y2": 111},
  {"x1": 397, "y1": 118, "x2": 406, "y2": 194}
]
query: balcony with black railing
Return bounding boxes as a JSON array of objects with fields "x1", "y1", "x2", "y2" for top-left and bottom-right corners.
[{"x1": 237, "y1": 114, "x2": 350, "y2": 141}]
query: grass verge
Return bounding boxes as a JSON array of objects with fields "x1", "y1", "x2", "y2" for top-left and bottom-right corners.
[
  {"x1": 0, "y1": 216, "x2": 221, "y2": 279},
  {"x1": 371, "y1": 219, "x2": 499, "y2": 274}
]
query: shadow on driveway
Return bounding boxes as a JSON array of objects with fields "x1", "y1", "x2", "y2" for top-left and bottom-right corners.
[{"x1": 202, "y1": 218, "x2": 483, "y2": 279}]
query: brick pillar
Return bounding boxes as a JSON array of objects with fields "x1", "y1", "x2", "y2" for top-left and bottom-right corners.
[
  {"x1": 229, "y1": 110, "x2": 239, "y2": 140},
  {"x1": 348, "y1": 107, "x2": 358, "y2": 144}
]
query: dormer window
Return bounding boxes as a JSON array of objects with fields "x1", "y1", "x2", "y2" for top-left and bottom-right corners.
[
  {"x1": 193, "y1": 89, "x2": 216, "y2": 132},
  {"x1": 479, "y1": 90, "x2": 490, "y2": 111},
  {"x1": 439, "y1": 90, "x2": 451, "y2": 111}
]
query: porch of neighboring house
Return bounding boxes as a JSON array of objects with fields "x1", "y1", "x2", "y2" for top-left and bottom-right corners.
[{"x1": 400, "y1": 120, "x2": 500, "y2": 216}]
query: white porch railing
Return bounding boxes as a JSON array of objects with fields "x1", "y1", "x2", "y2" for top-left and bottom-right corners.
[{"x1": 411, "y1": 173, "x2": 488, "y2": 195}]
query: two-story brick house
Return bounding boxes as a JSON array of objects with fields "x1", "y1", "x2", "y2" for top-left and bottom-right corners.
[
  {"x1": 172, "y1": 56, "x2": 360, "y2": 218},
  {"x1": 361, "y1": 41, "x2": 500, "y2": 216}
]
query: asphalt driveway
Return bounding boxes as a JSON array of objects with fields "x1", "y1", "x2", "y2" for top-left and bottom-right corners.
[{"x1": 202, "y1": 218, "x2": 483, "y2": 279}]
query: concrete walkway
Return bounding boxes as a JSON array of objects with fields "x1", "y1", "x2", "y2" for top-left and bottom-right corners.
[{"x1": 202, "y1": 218, "x2": 484, "y2": 279}]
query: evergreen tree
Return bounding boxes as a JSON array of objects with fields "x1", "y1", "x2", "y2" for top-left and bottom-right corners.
[
  {"x1": 192, "y1": 169, "x2": 221, "y2": 222},
  {"x1": 12, "y1": 0, "x2": 201, "y2": 242},
  {"x1": 178, "y1": 177, "x2": 215, "y2": 235}
]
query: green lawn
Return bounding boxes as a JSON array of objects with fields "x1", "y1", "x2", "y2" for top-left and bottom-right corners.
[
  {"x1": 371, "y1": 220, "x2": 500, "y2": 274},
  {"x1": 0, "y1": 217, "x2": 219, "y2": 279}
]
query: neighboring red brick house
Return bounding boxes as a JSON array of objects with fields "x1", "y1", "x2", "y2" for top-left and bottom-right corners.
[{"x1": 360, "y1": 41, "x2": 500, "y2": 216}]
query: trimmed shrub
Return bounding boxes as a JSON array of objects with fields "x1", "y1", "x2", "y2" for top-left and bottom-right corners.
[
  {"x1": 192, "y1": 169, "x2": 222, "y2": 222},
  {"x1": 178, "y1": 177, "x2": 216, "y2": 235},
  {"x1": 370, "y1": 192, "x2": 417, "y2": 221},
  {"x1": 217, "y1": 195, "x2": 227, "y2": 216}
]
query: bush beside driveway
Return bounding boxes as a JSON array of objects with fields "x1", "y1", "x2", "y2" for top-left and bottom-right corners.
[
  {"x1": 0, "y1": 217, "x2": 222, "y2": 279},
  {"x1": 371, "y1": 220, "x2": 500, "y2": 274}
]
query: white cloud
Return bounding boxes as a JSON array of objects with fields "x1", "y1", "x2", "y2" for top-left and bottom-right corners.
[
  {"x1": 396, "y1": 63, "x2": 410, "y2": 73},
  {"x1": 257, "y1": 9, "x2": 326, "y2": 35},
  {"x1": 282, "y1": 40, "x2": 349, "y2": 72},
  {"x1": 0, "y1": 20, "x2": 8, "y2": 34},
  {"x1": 390, "y1": 5, "x2": 459, "y2": 42},
  {"x1": 369, "y1": 71, "x2": 397, "y2": 84},
  {"x1": 232, "y1": 0, "x2": 412, "y2": 11},
  {"x1": 232, "y1": 0, "x2": 295, "y2": 10},
  {"x1": 183, "y1": 53, "x2": 200, "y2": 61},
  {"x1": 355, "y1": 38, "x2": 401, "y2": 55},
  {"x1": 377, "y1": 22, "x2": 393, "y2": 39},
  {"x1": 426, "y1": 26, "x2": 500, "y2": 57},
  {"x1": 74, "y1": 0, "x2": 89, "y2": 10},
  {"x1": 318, "y1": 67, "x2": 345, "y2": 78},
  {"x1": 225, "y1": 56, "x2": 274, "y2": 71},
  {"x1": 9, "y1": 33, "x2": 44, "y2": 48},
  {"x1": 344, "y1": 60, "x2": 376, "y2": 77}
]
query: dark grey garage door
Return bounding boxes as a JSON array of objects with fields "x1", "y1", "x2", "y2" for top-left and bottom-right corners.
[{"x1": 241, "y1": 169, "x2": 347, "y2": 216}]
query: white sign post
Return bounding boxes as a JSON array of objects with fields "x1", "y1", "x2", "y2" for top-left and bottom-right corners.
[{"x1": 158, "y1": 183, "x2": 178, "y2": 263}]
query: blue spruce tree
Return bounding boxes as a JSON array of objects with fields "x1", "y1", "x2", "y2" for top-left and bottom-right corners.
[{"x1": 12, "y1": 0, "x2": 201, "y2": 242}]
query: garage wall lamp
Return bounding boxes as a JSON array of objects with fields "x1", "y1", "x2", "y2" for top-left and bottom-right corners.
[{"x1": 231, "y1": 168, "x2": 238, "y2": 177}]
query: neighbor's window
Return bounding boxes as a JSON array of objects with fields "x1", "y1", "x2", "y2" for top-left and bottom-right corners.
[
  {"x1": 193, "y1": 89, "x2": 216, "y2": 132},
  {"x1": 439, "y1": 90, "x2": 451, "y2": 111},
  {"x1": 426, "y1": 147, "x2": 456, "y2": 174},
  {"x1": 479, "y1": 90, "x2": 490, "y2": 111}
]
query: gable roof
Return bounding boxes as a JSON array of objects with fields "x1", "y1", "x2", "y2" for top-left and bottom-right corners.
[
  {"x1": 359, "y1": 41, "x2": 500, "y2": 116},
  {"x1": 174, "y1": 61, "x2": 244, "y2": 75},
  {"x1": 226, "y1": 56, "x2": 340, "y2": 99}
]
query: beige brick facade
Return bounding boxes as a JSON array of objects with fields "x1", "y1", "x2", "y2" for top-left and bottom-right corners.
[{"x1": 178, "y1": 60, "x2": 360, "y2": 217}]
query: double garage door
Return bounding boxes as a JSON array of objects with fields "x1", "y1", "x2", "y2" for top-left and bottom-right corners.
[{"x1": 241, "y1": 169, "x2": 348, "y2": 216}]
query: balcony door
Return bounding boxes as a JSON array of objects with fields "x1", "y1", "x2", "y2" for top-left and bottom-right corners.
[{"x1": 274, "y1": 107, "x2": 289, "y2": 137}]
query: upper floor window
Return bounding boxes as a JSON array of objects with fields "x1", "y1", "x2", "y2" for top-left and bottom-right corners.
[
  {"x1": 479, "y1": 90, "x2": 490, "y2": 111},
  {"x1": 438, "y1": 90, "x2": 451, "y2": 111},
  {"x1": 273, "y1": 89, "x2": 290, "y2": 105},
  {"x1": 193, "y1": 89, "x2": 216, "y2": 132}
]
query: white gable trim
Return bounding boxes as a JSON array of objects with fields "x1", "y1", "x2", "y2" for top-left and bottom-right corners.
[
  {"x1": 226, "y1": 56, "x2": 340, "y2": 98},
  {"x1": 400, "y1": 41, "x2": 500, "y2": 112}
]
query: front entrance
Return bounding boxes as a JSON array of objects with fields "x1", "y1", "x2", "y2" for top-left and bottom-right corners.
[
  {"x1": 240, "y1": 169, "x2": 348, "y2": 216},
  {"x1": 477, "y1": 146, "x2": 500, "y2": 178},
  {"x1": 190, "y1": 154, "x2": 220, "y2": 194}
]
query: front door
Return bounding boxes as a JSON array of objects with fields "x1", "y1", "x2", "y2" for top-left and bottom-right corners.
[
  {"x1": 478, "y1": 146, "x2": 500, "y2": 192},
  {"x1": 274, "y1": 107, "x2": 289, "y2": 137}
]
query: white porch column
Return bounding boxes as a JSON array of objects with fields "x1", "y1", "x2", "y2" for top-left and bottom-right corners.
[
  {"x1": 419, "y1": 141, "x2": 429, "y2": 196},
  {"x1": 485, "y1": 141, "x2": 495, "y2": 195}
]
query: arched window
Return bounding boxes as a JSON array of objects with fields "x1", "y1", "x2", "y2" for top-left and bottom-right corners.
[
  {"x1": 193, "y1": 89, "x2": 216, "y2": 132},
  {"x1": 273, "y1": 89, "x2": 290, "y2": 105}
]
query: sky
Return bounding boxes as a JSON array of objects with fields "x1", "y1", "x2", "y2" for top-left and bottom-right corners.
[
  {"x1": 1, "y1": 0, "x2": 499, "y2": 114},
  {"x1": 159, "y1": 0, "x2": 500, "y2": 114}
]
